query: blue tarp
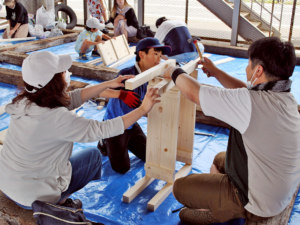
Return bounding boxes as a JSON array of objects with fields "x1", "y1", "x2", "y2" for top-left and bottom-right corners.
[{"x1": 0, "y1": 41, "x2": 300, "y2": 224}]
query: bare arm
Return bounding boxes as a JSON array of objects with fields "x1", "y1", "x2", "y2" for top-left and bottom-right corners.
[
  {"x1": 10, "y1": 22, "x2": 21, "y2": 36},
  {"x1": 201, "y1": 57, "x2": 246, "y2": 88},
  {"x1": 99, "y1": 89, "x2": 120, "y2": 98},
  {"x1": 80, "y1": 75, "x2": 133, "y2": 102}
]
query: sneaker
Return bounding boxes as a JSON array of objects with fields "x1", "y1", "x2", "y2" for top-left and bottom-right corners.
[
  {"x1": 97, "y1": 140, "x2": 107, "y2": 156},
  {"x1": 61, "y1": 198, "x2": 82, "y2": 209},
  {"x1": 79, "y1": 53, "x2": 88, "y2": 60},
  {"x1": 92, "y1": 50, "x2": 101, "y2": 57}
]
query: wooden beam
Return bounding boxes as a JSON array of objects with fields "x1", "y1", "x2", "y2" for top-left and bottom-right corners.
[
  {"x1": 0, "y1": 68, "x2": 88, "y2": 90},
  {"x1": 0, "y1": 51, "x2": 119, "y2": 81},
  {"x1": 122, "y1": 176, "x2": 155, "y2": 203},
  {"x1": 125, "y1": 59, "x2": 176, "y2": 90},
  {"x1": 147, "y1": 164, "x2": 192, "y2": 211},
  {"x1": 0, "y1": 37, "x2": 36, "y2": 43},
  {"x1": 109, "y1": 54, "x2": 135, "y2": 69},
  {"x1": 0, "y1": 33, "x2": 79, "y2": 53}
]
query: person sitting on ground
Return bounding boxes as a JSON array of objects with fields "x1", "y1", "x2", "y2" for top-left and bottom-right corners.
[
  {"x1": 0, "y1": 50, "x2": 160, "y2": 210},
  {"x1": 97, "y1": 37, "x2": 171, "y2": 174},
  {"x1": 165, "y1": 37, "x2": 300, "y2": 224},
  {"x1": 154, "y1": 17, "x2": 197, "y2": 57},
  {"x1": 210, "y1": 151, "x2": 226, "y2": 174},
  {"x1": 109, "y1": 0, "x2": 139, "y2": 40},
  {"x1": 3, "y1": 0, "x2": 28, "y2": 39},
  {"x1": 75, "y1": 17, "x2": 110, "y2": 60}
]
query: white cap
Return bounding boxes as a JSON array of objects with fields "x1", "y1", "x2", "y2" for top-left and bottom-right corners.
[
  {"x1": 22, "y1": 51, "x2": 72, "y2": 89},
  {"x1": 86, "y1": 17, "x2": 105, "y2": 30}
]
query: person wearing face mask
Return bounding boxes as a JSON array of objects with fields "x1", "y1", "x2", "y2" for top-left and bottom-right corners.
[
  {"x1": 3, "y1": 0, "x2": 28, "y2": 39},
  {"x1": 0, "y1": 51, "x2": 160, "y2": 210},
  {"x1": 164, "y1": 37, "x2": 300, "y2": 224}
]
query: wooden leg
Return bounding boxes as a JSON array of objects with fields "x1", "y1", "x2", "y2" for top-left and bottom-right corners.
[{"x1": 122, "y1": 176, "x2": 155, "y2": 203}]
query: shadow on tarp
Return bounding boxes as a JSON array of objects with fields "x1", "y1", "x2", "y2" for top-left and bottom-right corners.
[{"x1": 0, "y1": 50, "x2": 300, "y2": 224}]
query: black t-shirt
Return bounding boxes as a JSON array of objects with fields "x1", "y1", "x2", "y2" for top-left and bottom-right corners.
[{"x1": 6, "y1": 2, "x2": 28, "y2": 27}]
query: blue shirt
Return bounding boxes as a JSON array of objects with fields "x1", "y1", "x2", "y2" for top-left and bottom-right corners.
[
  {"x1": 104, "y1": 64, "x2": 147, "y2": 129},
  {"x1": 75, "y1": 29, "x2": 103, "y2": 53}
]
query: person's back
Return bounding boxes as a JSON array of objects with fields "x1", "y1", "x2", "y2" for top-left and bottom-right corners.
[{"x1": 155, "y1": 18, "x2": 196, "y2": 56}]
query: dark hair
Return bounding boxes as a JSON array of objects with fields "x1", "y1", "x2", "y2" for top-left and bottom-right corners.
[
  {"x1": 213, "y1": 151, "x2": 226, "y2": 174},
  {"x1": 135, "y1": 47, "x2": 163, "y2": 62},
  {"x1": 12, "y1": 73, "x2": 70, "y2": 108},
  {"x1": 156, "y1": 17, "x2": 167, "y2": 28},
  {"x1": 85, "y1": 25, "x2": 92, "y2": 31},
  {"x1": 248, "y1": 37, "x2": 296, "y2": 80}
]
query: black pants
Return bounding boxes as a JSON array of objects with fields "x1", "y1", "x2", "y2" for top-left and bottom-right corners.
[{"x1": 105, "y1": 123, "x2": 146, "y2": 174}]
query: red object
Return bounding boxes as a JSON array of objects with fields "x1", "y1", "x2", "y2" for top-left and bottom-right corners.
[
  {"x1": 119, "y1": 90, "x2": 141, "y2": 108},
  {"x1": 193, "y1": 40, "x2": 197, "y2": 44}
]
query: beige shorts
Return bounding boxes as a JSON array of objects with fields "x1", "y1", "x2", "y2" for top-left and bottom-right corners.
[{"x1": 3, "y1": 23, "x2": 29, "y2": 39}]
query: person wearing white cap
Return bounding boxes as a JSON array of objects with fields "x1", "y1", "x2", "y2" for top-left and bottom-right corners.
[
  {"x1": 0, "y1": 51, "x2": 160, "y2": 209},
  {"x1": 75, "y1": 17, "x2": 111, "y2": 60}
]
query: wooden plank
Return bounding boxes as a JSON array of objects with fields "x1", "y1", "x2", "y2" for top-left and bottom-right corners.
[
  {"x1": 111, "y1": 35, "x2": 130, "y2": 59},
  {"x1": 97, "y1": 40, "x2": 118, "y2": 66},
  {"x1": 0, "y1": 37, "x2": 36, "y2": 43},
  {"x1": 0, "y1": 33, "x2": 79, "y2": 53},
  {"x1": 0, "y1": 68, "x2": 88, "y2": 90},
  {"x1": 0, "y1": 51, "x2": 119, "y2": 81},
  {"x1": 246, "y1": 184, "x2": 300, "y2": 225},
  {"x1": 147, "y1": 164, "x2": 192, "y2": 211},
  {"x1": 109, "y1": 54, "x2": 135, "y2": 69},
  {"x1": 0, "y1": 24, "x2": 8, "y2": 31},
  {"x1": 176, "y1": 70, "x2": 197, "y2": 164},
  {"x1": 87, "y1": 58, "x2": 103, "y2": 65},
  {"x1": 145, "y1": 83, "x2": 180, "y2": 183},
  {"x1": 122, "y1": 176, "x2": 155, "y2": 203},
  {"x1": 125, "y1": 59, "x2": 176, "y2": 90}
]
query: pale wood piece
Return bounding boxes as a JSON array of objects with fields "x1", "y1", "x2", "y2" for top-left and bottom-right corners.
[
  {"x1": 122, "y1": 176, "x2": 155, "y2": 203},
  {"x1": 147, "y1": 164, "x2": 192, "y2": 211},
  {"x1": 125, "y1": 59, "x2": 176, "y2": 90},
  {"x1": 87, "y1": 58, "x2": 103, "y2": 65},
  {"x1": 111, "y1": 35, "x2": 130, "y2": 59},
  {"x1": 145, "y1": 81, "x2": 181, "y2": 183},
  {"x1": 177, "y1": 70, "x2": 198, "y2": 164},
  {"x1": 0, "y1": 24, "x2": 8, "y2": 31},
  {"x1": 109, "y1": 54, "x2": 135, "y2": 69},
  {"x1": 0, "y1": 20, "x2": 8, "y2": 26},
  {"x1": 0, "y1": 37, "x2": 36, "y2": 43},
  {"x1": 97, "y1": 40, "x2": 118, "y2": 66}
]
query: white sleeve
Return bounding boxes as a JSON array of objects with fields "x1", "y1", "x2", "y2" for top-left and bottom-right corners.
[{"x1": 199, "y1": 86, "x2": 252, "y2": 134}]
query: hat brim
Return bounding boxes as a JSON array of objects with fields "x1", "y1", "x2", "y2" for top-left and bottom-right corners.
[
  {"x1": 147, "y1": 45, "x2": 172, "y2": 55},
  {"x1": 56, "y1": 54, "x2": 73, "y2": 73}
]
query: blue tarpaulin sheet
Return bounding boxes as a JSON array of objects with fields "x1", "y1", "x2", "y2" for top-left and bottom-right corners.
[{"x1": 0, "y1": 41, "x2": 300, "y2": 225}]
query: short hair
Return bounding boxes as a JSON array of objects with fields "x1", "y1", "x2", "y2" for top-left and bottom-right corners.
[
  {"x1": 213, "y1": 151, "x2": 226, "y2": 174},
  {"x1": 248, "y1": 37, "x2": 296, "y2": 80},
  {"x1": 13, "y1": 72, "x2": 70, "y2": 108},
  {"x1": 135, "y1": 47, "x2": 163, "y2": 62},
  {"x1": 156, "y1": 17, "x2": 167, "y2": 28},
  {"x1": 85, "y1": 25, "x2": 92, "y2": 32}
]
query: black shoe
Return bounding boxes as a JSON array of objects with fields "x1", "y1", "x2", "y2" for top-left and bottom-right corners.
[
  {"x1": 79, "y1": 53, "x2": 88, "y2": 60},
  {"x1": 92, "y1": 50, "x2": 101, "y2": 57},
  {"x1": 97, "y1": 140, "x2": 107, "y2": 156},
  {"x1": 101, "y1": 28, "x2": 109, "y2": 34},
  {"x1": 61, "y1": 198, "x2": 82, "y2": 209}
]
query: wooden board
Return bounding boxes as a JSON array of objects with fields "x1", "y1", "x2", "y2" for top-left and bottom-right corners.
[
  {"x1": 97, "y1": 40, "x2": 118, "y2": 66},
  {"x1": 125, "y1": 59, "x2": 176, "y2": 90},
  {"x1": 145, "y1": 81, "x2": 181, "y2": 183},
  {"x1": 111, "y1": 35, "x2": 130, "y2": 59},
  {"x1": 0, "y1": 37, "x2": 36, "y2": 43}
]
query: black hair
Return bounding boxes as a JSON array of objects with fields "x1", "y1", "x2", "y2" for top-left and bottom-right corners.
[
  {"x1": 248, "y1": 37, "x2": 296, "y2": 80},
  {"x1": 85, "y1": 25, "x2": 92, "y2": 32},
  {"x1": 136, "y1": 48, "x2": 163, "y2": 62},
  {"x1": 156, "y1": 17, "x2": 167, "y2": 28}
]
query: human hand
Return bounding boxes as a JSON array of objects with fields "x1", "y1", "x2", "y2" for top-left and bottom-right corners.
[
  {"x1": 119, "y1": 90, "x2": 141, "y2": 108},
  {"x1": 140, "y1": 88, "x2": 160, "y2": 114},
  {"x1": 9, "y1": 30, "x2": 15, "y2": 37},
  {"x1": 163, "y1": 65, "x2": 178, "y2": 80},
  {"x1": 199, "y1": 57, "x2": 218, "y2": 78},
  {"x1": 108, "y1": 75, "x2": 135, "y2": 89}
]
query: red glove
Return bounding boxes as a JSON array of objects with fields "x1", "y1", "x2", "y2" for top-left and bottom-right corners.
[{"x1": 119, "y1": 90, "x2": 141, "y2": 108}]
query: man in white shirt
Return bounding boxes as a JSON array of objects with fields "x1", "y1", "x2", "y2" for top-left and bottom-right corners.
[{"x1": 168, "y1": 37, "x2": 300, "y2": 224}]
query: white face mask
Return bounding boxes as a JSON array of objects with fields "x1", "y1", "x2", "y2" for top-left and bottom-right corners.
[
  {"x1": 246, "y1": 66, "x2": 258, "y2": 89},
  {"x1": 64, "y1": 70, "x2": 71, "y2": 87}
]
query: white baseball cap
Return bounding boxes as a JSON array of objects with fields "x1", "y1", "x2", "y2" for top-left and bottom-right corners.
[
  {"x1": 86, "y1": 17, "x2": 105, "y2": 30},
  {"x1": 22, "y1": 51, "x2": 72, "y2": 89}
]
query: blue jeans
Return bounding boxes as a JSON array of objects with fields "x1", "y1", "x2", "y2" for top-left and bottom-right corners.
[{"x1": 12, "y1": 147, "x2": 102, "y2": 209}]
